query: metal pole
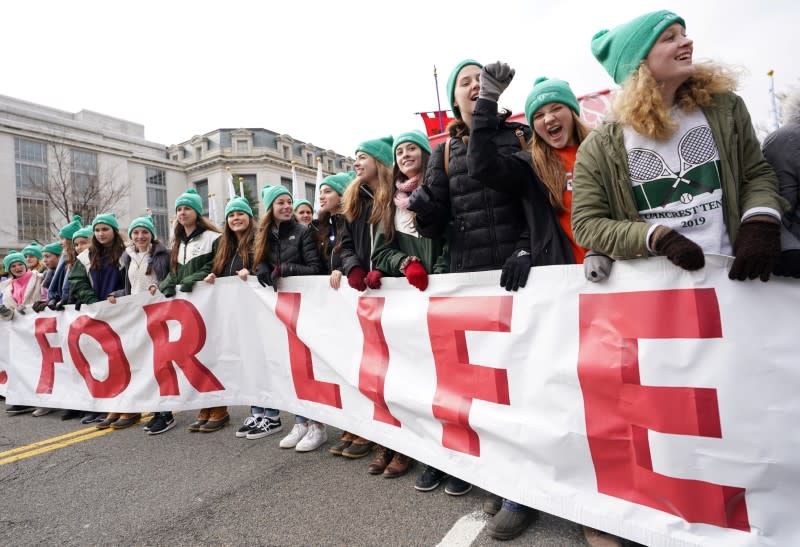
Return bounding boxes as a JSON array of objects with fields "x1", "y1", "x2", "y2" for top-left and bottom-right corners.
[
  {"x1": 434, "y1": 66, "x2": 444, "y2": 133},
  {"x1": 768, "y1": 69, "x2": 780, "y2": 131}
]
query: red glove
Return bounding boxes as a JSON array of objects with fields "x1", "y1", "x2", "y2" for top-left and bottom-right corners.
[
  {"x1": 347, "y1": 267, "x2": 367, "y2": 291},
  {"x1": 365, "y1": 270, "x2": 383, "y2": 289},
  {"x1": 404, "y1": 261, "x2": 428, "y2": 291}
]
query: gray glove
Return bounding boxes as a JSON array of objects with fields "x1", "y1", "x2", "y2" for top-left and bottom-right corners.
[
  {"x1": 479, "y1": 62, "x2": 515, "y2": 102},
  {"x1": 584, "y1": 251, "x2": 614, "y2": 282},
  {"x1": 0, "y1": 305, "x2": 12, "y2": 320}
]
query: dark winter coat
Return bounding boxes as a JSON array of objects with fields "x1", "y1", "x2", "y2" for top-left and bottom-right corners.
[
  {"x1": 256, "y1": 217, "x2": 321, "y2": 276},
  {"x1": 339, "y1": 185, "x2": 376, "y2": 274},
  {"x1": 69, "y1": 249, "x2": 125, "y2": 305},
  {"x1": 763, "y1": 120, "x2": 800, "y2": 247},
  {"x1": 407, "y1": 115, "x2": 530, "y2": 272},
  {"x1": 468, "y1": 98, "x2": 575, "y2": 266},
  {"x1": 316, "y1": 215, "x2": 346, "y2": 275}
]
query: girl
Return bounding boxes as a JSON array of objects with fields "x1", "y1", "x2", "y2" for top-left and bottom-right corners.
[
  {"x1": 316, "y1": 171, "x2": 355, "y2": 291},
  {"x1": 407, "y1": 59, "x2": 530, "y2": 500},
  {"x1": 254, "y1": 185, "x2": 325, "y2": 452},
  {"x1": 48, "y1": 215, "x2": 82, "y2": 312},
  {"x1": 1, "y1": 250, "x2": 44, "y2": 416},
  {"x1": 573, "y1": 10, "x2": 785, "y2": 281},
  {"x1": 333, "y1": 137, "x2": 395, "y2": 461},
  {"x1": 293, "y1": 199, "x2": 314, "y2": 226},
  {"x1": 68, "y1": 213, "x2": 127, "y2": 425},
  {"x1": 34, "y1": 242, "x2": 62, "y2": 314},
  {"x1": 22, "y1": 242, "x2": 44, "y2": 272},
  {"x1": 205, "y1": 196, "x2": 284, "y2": 441},
  {"x1": 97, "y1": 215, "x2": 172, "y2": 433},
  {"x1": 159, "y1": 188, "x2": 224, "y2": 432}
]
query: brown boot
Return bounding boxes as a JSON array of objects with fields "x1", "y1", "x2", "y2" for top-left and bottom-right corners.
[
  {"x1": 199, "y1": 406, "x2": 230, "y2": 433},
  {"x1": 188, "y1": 408, "x2": 211, "y2": 432},
  {"x1": 96, "y1": 413, "x2": 120, "y2": 429},
  {"x1": 341, "y1": 436, "x2": 374, "y2": 459},
  {"x1": 582, "y1": 527, "x2": 623, "y2": 547},
  {"x1": 383, "y1": 452, "x2": 413, "y2": 478},
  {"x1": 367, "y1": 445, "x2": 394, "y2": 474},
  {"x1": 329, "y1": 431, "x2": 356, "y2": 456}
]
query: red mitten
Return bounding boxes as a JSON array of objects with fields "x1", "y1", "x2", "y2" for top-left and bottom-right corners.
[
  {"x1": 347, "y1": 267, "x2": 367, "y2": 291},
  {"x1": 404, "y1": 261, "x2": 429, "y2": 291},
  {"x1": 365, "y1": 270, "x2": 383, "y2": 289}
]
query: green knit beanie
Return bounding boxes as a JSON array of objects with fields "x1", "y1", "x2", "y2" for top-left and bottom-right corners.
[
  {"x1": 175, "y1": 187, "x2": 204, "y2": 215},
  {"x1": 320, "y1": 171, "x2": 356, "y2": 196},
  {"x1": 72, "y1": 226, "x2": 93, "y2": 242},
  {"x1": 524, "y1": 77, "x2": 581, "y2": 127},
  {"x1": 393, "y1": 130, "x2": 432, "y2": 158},
  {"x1": 446, "y1": 59, "x2": 483, "y2": 119},
  {"x1": 293, "y1": 199, "x2": 313, "y2": 212},
  {"x1": 3, "y1": 251, "x2": 27, "y2": 273},
  {"x1": 225, "y1": 196, "x2": 254, "y2": 218},
  {"x1": 43, "y1": 241, "x2": 64, "y2": 256},
  {"x1": 128, "y1": 215, "x2": 157, "y2": 238},
  {"x1": 92, "y1": 212, "x2": 119, "y2": 231},
  {"x1": 58, "y1": 214, "x2": 83, "y2": 239},
  {"x1": 591, "y1": 10, "x2": 685, "y2": 84},
  {"x1": 261, "y1": 184, "x2": 291, "y2": 211},
  {"x1": 22, "y1": 241, "x2": 44, "y2": 260},
  {"x1": 355, "y1": 136, "x2": 394, "y2": 167}
]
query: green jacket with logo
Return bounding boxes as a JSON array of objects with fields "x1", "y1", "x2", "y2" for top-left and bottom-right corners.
[
  {"x1": 572, "y1": 92, "x2": 788, "y2": 259},
  {"x1": 159, "y1": 229, "x2": 220, "y2": 297}
]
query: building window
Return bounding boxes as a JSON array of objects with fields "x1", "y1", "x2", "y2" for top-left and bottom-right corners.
[
  {"x1": 171, "y1": 154, "x2": 179, "y2": 161},
  {"x1": 17, "y1": 197, "x2": 50, "y2": 242},
  {"x1": 280, "y1": 177, "x2": 293, "y2": 193},
  {"x1": 236, "y1": 140, "x2": 248, "y2": 154},
  {"x1": 195, "y1": 146, "x2": 202, "y2": 160},
  {"x1": 327, "y1": 159, "x2": 334, "y2": 172},
  {"x1": 146, "y1": 167, "x2": 169, "y2": 241},
  {"x1": 305, "y1": 182, "x2": 316, "y2": 204},
  {"x1": 194, "y1": 179, "x2": 209, "y2": 215},
  {"x1": 71, "y1": 149, "x2": 98, "y2": 196},
  {"x1": 282, "y1": 145, "x2": 290, "y2": 159},
  {"x1": 306, "y1": 153, "x2": 313, "y2": 166}
]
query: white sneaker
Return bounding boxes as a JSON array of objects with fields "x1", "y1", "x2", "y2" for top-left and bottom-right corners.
[
  {"x1": 295, "y1": 424, "x2": 328, "y2": 452},
  {"x1": 279, "y1": 422, "x2": 309, "y2": 448}
]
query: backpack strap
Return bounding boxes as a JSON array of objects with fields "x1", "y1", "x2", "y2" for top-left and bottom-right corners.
[
  {"x1": 515, "y1": 128, "x2": 527, "y2": 151},
  {"x1": 444, "y1": 137, "x2": 452, "y2": 177}
]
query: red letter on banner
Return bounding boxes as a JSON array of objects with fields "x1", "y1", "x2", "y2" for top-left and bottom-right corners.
[
  {"x1": 427, "y1": 296, "x2": 512, "y2": 456},
  {"x1": 67, "y1": 316, "x2": 131, "y2": 398},
  {"x1": 34, "y1": 317, "x2": 63, "y2": 394},
  {"x1": 143, "y1": 300, "x2": 224, "y2": 396},
  {"x1": 274, "y1": 292, "x2": 342, "y2": 408},
  {"x1": 356, "y1": 296, "x2": 399, "y2": 426},
  {"x1": 578, "y1": 288, "x2": 749, "y2": 531}
]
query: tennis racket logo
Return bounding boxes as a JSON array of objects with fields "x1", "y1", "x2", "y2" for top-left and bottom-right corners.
[{"x1": 628, "y1": 125, "x2": 721, "y2": 210}]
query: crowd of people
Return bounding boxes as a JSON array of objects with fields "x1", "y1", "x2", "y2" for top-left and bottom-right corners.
[{"x1": 1, "y1": 9, "x2": 798, "y2": 544}]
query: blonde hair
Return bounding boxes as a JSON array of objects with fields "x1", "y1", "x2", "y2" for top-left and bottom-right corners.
[
  {"x1": 341, "y1": 157, "x2": 393, "y2": 231},
  {"x1": 530, "y1": 111, "x2": 591, "y2": 213},
  {"x1": 613, "y1": 61, "x2": 739, "y2": 140}
]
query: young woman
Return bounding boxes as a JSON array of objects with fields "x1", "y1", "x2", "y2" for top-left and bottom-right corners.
[
  {"x1": 332, "y1": 137, "x2": 395, "y2": 461},
  {"x1": 293, "y1": 199, "x2": 314, "y2": 226},
  {"x1": 407, "y1": 59, "x2": 530, "y2": 500},
  {"x1": 68, "y1": 213, "x2": 127, "y2": 425},
  {"x1": 254, "y1": 185, "x2": 326, "y2": 452},
  {"x1": 22, "y1": 242, "x2": 44, "y2": 273},
  {"x1": 159, "y1": 188, "x2": 224, "y2": 432},
  {"x1": 573, "y1": 10, "x2": 786, "y2": 281},
  {"x1": 47, "y1": 215, "x2": 83, "y2": 312},
  {"x1": 1, "y1": 250, "x2": 44, "y2": 416},
  {"x1": 34, "y1": 242, "x2": 63, "y2": 314},
  {"x1": 95, "y1": 215, "x2": 172, "y2": 433},
  {"x1": 316, "y1": 171, "x2": 355, "y2": 291}
]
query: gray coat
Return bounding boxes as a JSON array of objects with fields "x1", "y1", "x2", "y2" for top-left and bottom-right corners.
[{"x1": 763, "y1": 121, "x2": 800, "y2": 249}]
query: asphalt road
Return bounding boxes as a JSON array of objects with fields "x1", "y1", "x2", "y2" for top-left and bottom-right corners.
[{"x1": 0, "y1": 405, "x2": 587, "y2": 546}]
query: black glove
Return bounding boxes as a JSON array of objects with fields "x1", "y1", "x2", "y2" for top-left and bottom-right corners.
[
  {"x1": 178, "y1": 281, "x2": 194, "y2": 293},
  {"x1": 47, "y1": 298, "x2": 59, "y2": 311},
  {"x1": 652, "y1": 229, "x2": 705, "y2": 271},
  {"x1": 774, "y1": 249, "x2": 800, "y2": 278},
  {"x1": 479, "y1": 62, "x2": 515, "y2": 102},
  {"x1": 33, "y1": 301, "x2": 48, "y2": 313},
  {"x1": 729, "y1": 219, "x2": 781, "y2": 281},
  {"x1": 500, "y1": 250, "x2": 531, "y2": 292},
  {"x1": 74, "y1": 301, "x2": 82, "y2": 312},
  {"x1": 256, "y1": 263, "x2": 273, "y2": 288},
  {"x1": 0, "y1": 305, "x2": 12, "y2": 320},
  {"x1": 583, "y1": 252, "x2": 614, "y2": 282},
  {"x1": 55, "y1": 299, "x2": 66, "y2": 310}
]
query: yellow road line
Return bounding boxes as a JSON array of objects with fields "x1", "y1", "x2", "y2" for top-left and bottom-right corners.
[
  {"x1": 0, "y1": 428, "x2": 114, "y2": 465},
  {"x1": 0, "y1": 426, "x2": 99, "y2": 458}
]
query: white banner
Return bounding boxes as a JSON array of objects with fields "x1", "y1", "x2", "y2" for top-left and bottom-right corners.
[{"x1": 1, "y1": 256, "x2": 798, "y2": 546}]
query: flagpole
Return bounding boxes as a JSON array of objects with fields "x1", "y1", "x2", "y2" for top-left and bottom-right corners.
[
  {"x1": 314, "y1": 156, "x2": 323, "y2": 218},
  {"x1": 434, "y1": 65, "x2": 444, "y2": 134},
  {"x1": 238, "y1": 176, "x2": 244, "y2": 198},
  {"x1": 768, "y1": 69, "x2": 780, "y2": 131},
  {"x1": 291, "y1": 160, "x2": 301, "y2": 203}
]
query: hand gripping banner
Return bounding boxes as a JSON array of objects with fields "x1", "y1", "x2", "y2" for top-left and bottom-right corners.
[{"x1": 1, "y1": 256, "x2": 798, "y2": 546}]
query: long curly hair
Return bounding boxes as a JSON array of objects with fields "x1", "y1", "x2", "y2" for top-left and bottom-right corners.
[
  {"x1": 613, "y1": 61, "x2": 739, "y2": 140},
  {"x1": 530, "y1": 111, "x2": 591, "y2": 213}
]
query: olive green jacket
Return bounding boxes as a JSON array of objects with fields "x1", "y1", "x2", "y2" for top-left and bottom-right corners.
[{"x1": 572, "y1": 92, "x2": 788, "y2": 259}]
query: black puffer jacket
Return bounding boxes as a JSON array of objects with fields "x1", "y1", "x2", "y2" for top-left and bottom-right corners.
[
  {"x1": 408, "y1": 116, "x2": 530, "y2": 272},
  {"x1": 256, "y1": 217, "x2": 321, "y2": 276},
  {"x1": 468, "y1": 98, "x2": 575, "y2": 266},
  {"x1": 339, "y1": 184, "x2": 376, "y2": 274},
  {"x1": 315, "y1": 215, "x2": 346, "y2": 274}
]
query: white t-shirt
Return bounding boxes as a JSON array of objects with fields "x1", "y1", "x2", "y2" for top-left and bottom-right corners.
[{"x1": 624, "y1": 108, "x2": 732, "y2": 255}]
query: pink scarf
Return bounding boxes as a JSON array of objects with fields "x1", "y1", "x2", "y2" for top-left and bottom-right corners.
[
  {"x1": 393, "y1": 175, "x2": 421, "y2": 211},
  {"x1": 11, "y1": 270, "x2": 33, "y2": 305}
]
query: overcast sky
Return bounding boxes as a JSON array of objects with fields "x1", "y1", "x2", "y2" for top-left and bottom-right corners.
[{"x1": 4, "y1": 0, "x2": 798, "y2": 157}]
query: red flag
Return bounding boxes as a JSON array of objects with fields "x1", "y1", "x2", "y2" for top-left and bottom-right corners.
[{"x1": 419, "y1": 111, "x2": 454, "y2": 137}]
